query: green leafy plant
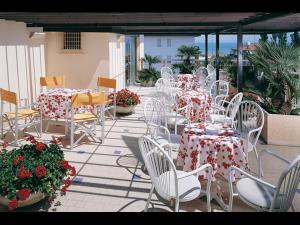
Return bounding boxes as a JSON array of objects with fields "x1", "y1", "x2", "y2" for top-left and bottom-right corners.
[
  {"x1": 209, "y1": 55, "x2": 234, "y2": 71},
  {"x1": 172, "y1": 45, "x2": 201, "y2": 74},
  {"x1": 0, "y1": 137, "x2": 76, "y2": 210},
  {"x1": 138, "y1": 54, "x2": 160, "y2": 83},
  {"x1": 246, "y1": 41, "x2": 300, "y2": 114}
]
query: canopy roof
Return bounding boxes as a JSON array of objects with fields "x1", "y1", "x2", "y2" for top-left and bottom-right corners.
[{"x1": 0, "y1": 12, "x2": 299, "y2": 34}]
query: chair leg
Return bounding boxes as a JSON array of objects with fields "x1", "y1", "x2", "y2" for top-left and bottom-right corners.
[
  {"x1": 144, "y1": 185, "x2": 154, "y2": 212},
  {"x1": 206, "y1": 191, "x2": 211, "y2": 212},
  {"x1": 45, "y1": 121, "x2": 50, "y2": 133},
  {"x1": 174, "y1": 198, "x2": 180, "y2": 212},
  {"x1": 70, "y1": 120, "x2": 74, "y2": 150}
]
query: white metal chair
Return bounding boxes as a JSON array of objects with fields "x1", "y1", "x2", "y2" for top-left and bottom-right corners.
[
  {"x1": 209, "y1": 92, "x2": 243, "y2": 128},
  {"x1": 157, "y1": 91, "x2": 190, "y2": 135},
  {"x1": 207, "y1": 64, "x2": 216, "y2": 76},
  {"x1": 139, "y1": 135, "x2": 213, "y2": 212},
  {"x1": 144, "y1": 97, "x2": 182, "y2": 154},
  {"x1": 209, "y1": 80, "x2": 229, "y2": 106},
  {"x1": 236, "y1": 100, "x2": 264, "y2": 163},
  {"x1": 66, "y1": 92, "x2": 106, "y2": 149},
  {"x1": 203, "y1": 74, "x2": 216, "y2": 94},
  {"x1": 193, "y1": 66, "x2": 209, "y2": 91},
  {"x1": 0, "y1": 88, "x2": 41, "y2": 146},
  {"x1": 227, "y1": 149, "x2": 300, "y2": 212},
  {"x1": 161, "y1": 66, "x2": 173, "y2": 78}
]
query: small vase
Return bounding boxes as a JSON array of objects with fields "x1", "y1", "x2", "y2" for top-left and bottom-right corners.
[
  {"x1": 116, "y1": 105, "x2": 136, "y2": 114},
  {"x1": 0, "y1": 191, "x2": 45, "y2": 208}
]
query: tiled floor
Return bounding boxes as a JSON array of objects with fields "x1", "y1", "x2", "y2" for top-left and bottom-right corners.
[{"x1": 1, "y1": 86, "x2": 299, "y2": 212}]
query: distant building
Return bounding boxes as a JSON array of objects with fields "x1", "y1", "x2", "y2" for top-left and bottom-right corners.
[
  {"x1": 229, "y1": 43, "x2": 257, "y2": 59},
  {"x1": 142, "y1": 35, "x2": 196, "y2": 70}
]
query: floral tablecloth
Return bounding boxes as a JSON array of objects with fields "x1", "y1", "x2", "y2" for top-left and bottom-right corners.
[
  {"x1": 176, "y1": 122, "x2": 250, "y2": 182},
  {"x1": 35, "y1": 88, "x2": 94, "y2": 119},
  {"x1": 176, "y1": 74, "x2": 199, "y2": 91},
  {"x1": 175, "y1": 90, "x2": 212, "y2": 123}
]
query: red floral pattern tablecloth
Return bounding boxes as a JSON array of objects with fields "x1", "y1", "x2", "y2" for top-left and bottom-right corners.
[
  {"x1": 176, "y1": 74, "x2": 199, "y2": 91},
  {"x1": 175, "y1": 90, "x2": 212, "y2": 123},
  {"x1": 176, "y1": 122, "x2": 250, "y2": 182},
  {"x1": 35, "y1": 88, "x2": 94, "y2": 119}
]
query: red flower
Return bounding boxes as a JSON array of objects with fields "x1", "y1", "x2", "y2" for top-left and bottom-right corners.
[
  {"x1": 61, "y1": 160, "x2": 70, "y2": 170},
  {"x1": 69, "y1": 166, "x2": 76, "y2": 176},
  {"x1": 64, "y1": 177, "x2": 71, "y2": 187},
  {"x1": 17, "y1": 188, "x2": 31, "y2": 201},
  {"x1": 13, "y1": 155, "x2": 25, "y2": 166},
  {"x1": 56, "y1": 137, "x2": 64, "y2": 143},
  {"x1": 8, "y1": 199, "x2": 18, "y2": 210},
  {"x1": 17, "y1": 167, "x2": 31, "y2": 179},
  {"x1": 35, "y1": 165, "x2": 47, "y2": 178},
  {"x1": 0, "y1": 141, "x2": 8, "y2": 148},
  {"x1": 26, "y1": 136, "x2": 37, "y2": 143},
  {"x1": 35, "y1": 142, "x2": 46, "y2": 151},
  {"x1": 60, "y1": 186, "x2": 67, "y2": 194}
]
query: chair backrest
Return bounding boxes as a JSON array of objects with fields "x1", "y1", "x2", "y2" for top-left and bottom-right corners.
[
  {"x1": 0, "y1": 88, "x2": 17, "y2": 105},
  {"x1": 207, "y1": 64, "x2": 216, "y2": 75},
  {"x1": 193, "y1": 66, "x2": 208, "y2": 88},
  {"x1": 209, "y1": 80, "x2": 229, "y2": 100},
  {"x1": 161, "y1": 66, "x2": 173, "y2": 78},
  {"x1": 225, "y1": 92, "x2": 243, "y2": 125},
  {"x1": 138, "y1": 135, "x2": 178, "y2": 201},
  {"x1": 204, "y1": 74, "x2": 216, "y2": 92},
  {"x1": 71, "y1": 92, "x2": 107, "y2": 108},
  {"x1": 236, "y1": 100, "x2": 264, "y2": 147},
  {"x1": 272, "y1": 155, "x2": 300, "y2": 211},
  {"x1": 97, "y1": 77, "x2": 117, "y2": 89},
  {"x1": 144, "y1": 97, "x2": 167, "y2": 129},
  {"x1": 40, "y1": 76, "x2": 65, "y2": 89}
]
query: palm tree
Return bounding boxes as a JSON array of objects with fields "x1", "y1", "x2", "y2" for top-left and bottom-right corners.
[
  {"x1": 141, "y1": 54, "x2": 160, "y2": 69},
  {"x1": 172, "y1": 45, "x2": 201, "y2": 73},
  {"x1": 138, "y1": 54, "x2": 160, "y2": 84},
  {"x1": 246, "y1": 41, "x2": 300, "y2": 114}
]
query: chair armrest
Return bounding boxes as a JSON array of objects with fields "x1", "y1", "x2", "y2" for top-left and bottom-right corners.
[
  {"x1": 178, "y1": 164, "x2": 212, "y2": 180},
  {"x1": 227, "y1": 166, "x2": 276, "y2": 189},
  {"x1": 148, "y1": 123, "x2": 171, "y2": 143},
  {"x1": 258, "y1": 149, "x2": 290, "y2": 178}
]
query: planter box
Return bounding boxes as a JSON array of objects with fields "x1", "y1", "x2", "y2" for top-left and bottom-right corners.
[
  {"x1": 0, "y1": 191, "x2": 45, "y2": 208},
  {"x1": 261, "y1": 110, "x2": 300, "y2": 146},
  {"x1": 116, "y1": 105, "x2": 136, "y2": 114},
  {"x1": 141, "y1": 80, "x2": 155, "y2": 87}
]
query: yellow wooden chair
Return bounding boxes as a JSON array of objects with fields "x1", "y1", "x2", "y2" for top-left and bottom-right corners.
[
  {"x1": 67, "y1": 92, "x2": 107, "y2": 149},
  {"x1": 97, "y1": 77, "x2": 117, "y2": 119},
  {"x1": 0, "y1": 88, "x2": 41, "y2": 145},
  {"x1": 40, "y1": 75, "x2": 66, "y2": 133}
]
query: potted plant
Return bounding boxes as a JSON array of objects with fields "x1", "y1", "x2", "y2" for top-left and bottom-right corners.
[
  {"x1": 0, "y1": 136, "x2": 76, "y2": 210},
  {"x1": 108, "y1": 88, "x2": 141, "y2": 114},
  {"x1": 172, "y1": 45, "x2": 201, "y2": 74},
  {"x1": 138, "y1": 54, "x2": 160, "y2": 87},
  {"x1": 244, "y1": 41, "x2": 300, "y2": 145}
]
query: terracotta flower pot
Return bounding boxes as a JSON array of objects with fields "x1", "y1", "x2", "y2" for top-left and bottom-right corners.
[
  {"x1": 0, "y1": 191, "x2": 45, "y2": 208},
  {"x1": 116, "y1": 105, "x2": 136, "y2": 114}
]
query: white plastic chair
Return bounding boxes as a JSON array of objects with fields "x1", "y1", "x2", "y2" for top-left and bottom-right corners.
[
  {"x1": 236, "y1": 100, "x2": 264, "y2": 163},
  {"x1": 139, "y1": 135, "x2": 213, "y2": 212},
  {"x1": 227, "y1": 149, "x2": 300, "y2": 212},
  {"x1": 209, "y1": 92, "x2": 243, "y2": 128}
]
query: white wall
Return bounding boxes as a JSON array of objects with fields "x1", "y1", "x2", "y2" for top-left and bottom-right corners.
[
  {"x1": 46, "y1": 32, "x2": 125, "y2": 90},
  {"x1": 143, "y1": 35, "x2": 195, "y2": 70},
  {"x1": 0, "y1": 19, "x2": 46, "y2": 112}
]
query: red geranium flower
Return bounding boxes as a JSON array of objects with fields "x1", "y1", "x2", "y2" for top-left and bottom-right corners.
[
  {"x1": 17, "y1": 188, "x2": 31, "y2": 201},
  {"x1": 35, "y1": 165, "x2": 47, "y2": 178},
  {"x1": 60, "y1": 186, "x2": 67, "y2": 194},
  {"x1": 61, "y1": 160, "x2": 70, "y2": 170},
  {"x1": 13, "y1": 155, "x2": 25, "y2": 166},
  {"x1": 26, "y1": 136, "x2": 37, "y2": 144},
  {"x1": 69, "y1": 166, "x2": 76, "y2": 176},
  {"x1": 35, "y1": 142, "x2": 46, "y2": 151},
  {"x1": 0, "y1": 141, "x2": 8, "y2": 148},
  {"x1": 64, "y1": 177, "x2": 71, "y2": 187},
  {"x1": 8, "y1": 199, "x2": 18, "y2": 210},
  {"x1": 17, "y1": 167, "x2": 31, "y2": 179}
]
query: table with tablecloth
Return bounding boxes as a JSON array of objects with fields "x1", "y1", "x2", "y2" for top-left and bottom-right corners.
[
  {"x1": 176, "y1": 74, "x2": 199, "y2": 91},
  {"x1": 175, "y1": 90, "x2": 212, "y2": 123},
  {"x1": 35, "y1": 88, "x2": 95, "y2": 118},
  {"x1": 176, "y1": 122, "x2": 250, "y2": 182}
]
